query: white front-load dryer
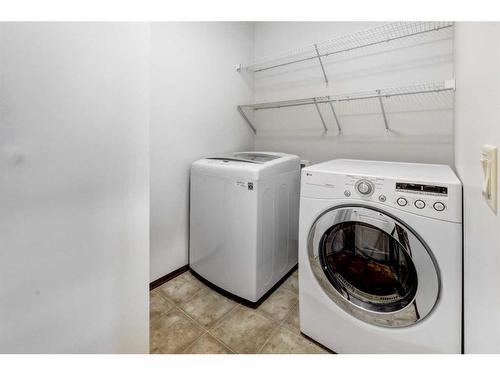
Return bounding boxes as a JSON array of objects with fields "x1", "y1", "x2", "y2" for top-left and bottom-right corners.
[{"x1": 299, "y1": 159, "x2": 462, "y2": 353}]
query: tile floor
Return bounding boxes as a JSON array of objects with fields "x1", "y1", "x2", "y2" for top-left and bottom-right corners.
[{"x1": 150, "y1": 269, "x2": 331, "y2": 354}]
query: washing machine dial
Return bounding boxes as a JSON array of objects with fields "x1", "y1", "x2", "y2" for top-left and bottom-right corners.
[{"x1": 355, "y1": 179, "x2": 374, "y2": 196}]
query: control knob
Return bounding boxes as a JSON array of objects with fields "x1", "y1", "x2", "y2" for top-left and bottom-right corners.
[
  {"x1": 414, "y1": 200, "x2": 426, "y2": 209},
  {"x1": 355, "y1": 179, "x2": 374, "y2": 196},
  {"x1": 433, "y1": 202, "x2": 446, "y2": 211},
  {"x1": 397, "y1": 197, "x2": 408, "y2": 207}
]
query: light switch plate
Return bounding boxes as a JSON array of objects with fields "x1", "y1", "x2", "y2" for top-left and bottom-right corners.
[{"x1": 481, "y1": 144, "x2": 497, "y2": 213}]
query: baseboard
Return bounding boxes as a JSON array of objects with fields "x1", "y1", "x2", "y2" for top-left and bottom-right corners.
[
  {"x1": 150, "y1": 263, "x2": 298, "y2": 308},
  {"x1": 149, "y1": 264, "x2": 189, "y2": 291}
]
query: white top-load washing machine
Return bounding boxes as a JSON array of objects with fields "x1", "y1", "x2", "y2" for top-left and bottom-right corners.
[
  {"x1": 299, "y1": 159, "x2": 462, "y2": 353},
  {"x1": 190, "y1": 152, "x2": 300, "y2": 304}
]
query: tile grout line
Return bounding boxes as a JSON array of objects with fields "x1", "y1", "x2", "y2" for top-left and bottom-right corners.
[
  {"x1": 208, "y1": 303, "x2": 240, "y2": 331},
  {"x1": 207, "y1": 305, "x2": 245, "y2": 353},
  {"x1": 257, "y1": 288, "x2": 299, "y2": 324},
  {"x1": 256, "y1": 319, "x2": 287, "y2": 354},
  {"x1": 211, "y1": 304, "x2": 283, "y2": 354},
  {"x1": 151, "y1": 272, "x2": 207, "y2": 354},
  {"x1": 154, "y1": 275, "x2": 241, "y2": 354},
  {"x1": 149, "y1": 293, "x2": 176, "y2": 325},
  {"x1": 204, "y1": 332, "x2": 236, "y2": 354},
  {"x1": 276, "y1": 301, "x2": 330, "y2": 354},
  {"x1": 152, "y1": 288, "x2": 176, "y2": 307},
  {"x1": 256, "y1": 295, "x2": 299, "y2": 354},
  {"x1": 149, "y1": 306, "x2": 204, "y2": 354},
  {"x1": 181, "y1": 333, "x2": 206, "y2": 354},
  {"x1": 257, "y1": 297, "x2": 327, "y2": 354},
  {"x1": 179, "y1": 283, "x2": 206, "y2": 305},
  {"x1": 180, "y1": 304, "x2": 238, "y2": 354},
  {"x1": 208, "y1": 290, "x2": 299, "y2": 353},
  {"x1": 176, "y1": 305, "x2": 211, "y2": 333},
  {"x1": 152, "y1": 271, "x2": 308, "y2": 354},
  {"x1": 173, "y1": 272, "x2": 241, "y2": 330},
  {"x1": 177, "y1": 286, "x2": 240, "y2": 333},
  {"x1": 155, "y1": 287, "x2": 180, "y2": 307},
  {"x1": 156, "y1": 271, "x2": 207, "y2": 306},
  {"x1": 281, "y1": 300, "x2": 299, "y2": 329},
  {"x1": 169, "y1": 306, "x2": 207, "y2": 354},
  {"x1": 151, "y1": 275, "x2": 237, "y2": 354},
  {"x1": 257, "y1": 312, "x2": 327, "y2": 354},
  {"x1": 156, "y1": 272, "x2": 209, "y2": 320},
  {"x1": 176, "y1": 300, "x2": 239, "y2": 351},
  {"x1": 276, "y1": 301, "x2": 329, "y2": 353},
  {"x1": 181, "y1": 331, "x2": 235, "y2": 354}
]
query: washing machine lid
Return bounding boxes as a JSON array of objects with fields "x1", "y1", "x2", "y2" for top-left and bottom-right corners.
[
  {"x1": 308, "y1": 204, "x2": 440, "y2": 328},
  {"x1": 193, "y1": 152, "x2": 300, "y2": 180},
  {"x1": 207, "y1": 152, "x2": 281, "y2": 164}
]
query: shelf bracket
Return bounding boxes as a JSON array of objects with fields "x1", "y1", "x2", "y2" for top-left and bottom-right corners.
[
  {"x1": 237, "y1": 106, "x2": 257, "y2": 135},
  {"x1": 314, "y1": 44, "x2": 329, "y2": 87},
  {"x1": 313, "y1": 98, "x2": 328, "y2": 134},
  {"x1": 377, "y1": 90, "x2": 390, "y2": 131},
  {"x1": 327, "y1": 97, "x2": 342, "y2": 134}
]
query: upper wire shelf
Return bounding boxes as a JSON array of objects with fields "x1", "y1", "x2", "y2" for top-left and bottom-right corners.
[
  {"x1": 237, "y1": 22, "x2": 454, "y2": 86},
  {"x1": 237, "y1": 80, "x2": 455, "y2": 135}
]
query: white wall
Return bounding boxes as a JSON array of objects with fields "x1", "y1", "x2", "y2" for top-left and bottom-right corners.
[
  {"x1": 150, "y1": 22, "x2": 255, "y2": 281},
  {"x1": 454, "y1": 22, "x2": 500, "y2": 353},
  {"x1": 252, "y1": 22, "x2": 455, "y2": 165},
  {"x1": 0, "y1": 23, "x2": 150, "y2": 353}
]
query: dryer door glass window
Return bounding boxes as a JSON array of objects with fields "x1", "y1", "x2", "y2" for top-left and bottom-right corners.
[{"x1": 319, "y1": 221, "x2": 418, "y2": 313}]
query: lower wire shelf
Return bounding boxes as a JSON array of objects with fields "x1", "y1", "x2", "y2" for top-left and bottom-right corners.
[{"x1": 237, "y1": 80, "x2": 456, "y2": 135}]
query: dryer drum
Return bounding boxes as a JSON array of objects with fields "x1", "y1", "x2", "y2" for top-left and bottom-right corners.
[
  {"x1": 308, "y1": 205, "x2": 440, "y2": 328},
  {"x1": 319, "y1": 221, "x2": 418, "y2": 313}
]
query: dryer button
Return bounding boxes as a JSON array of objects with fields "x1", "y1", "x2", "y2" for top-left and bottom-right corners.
[
  {"x1": 414, "y1": 200, "x2": 426, "y2": 209},
  {"x1": 396, "y1": 197, "x2": 407, "y2": 206},
  {"x1": 433, "y1": 202, "x2": 446, "y2": 211},
  {"x1": 379, "y1": 195, "x2": 387, "y2": 202}
]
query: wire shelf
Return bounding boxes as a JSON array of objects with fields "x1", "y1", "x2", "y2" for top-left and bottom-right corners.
[
  {"x1": 237, "y1": 80, "x2": 455, "y2": 134},
  {"x1": 238, "y1": 22, "x2": 454, "y2": 85}
]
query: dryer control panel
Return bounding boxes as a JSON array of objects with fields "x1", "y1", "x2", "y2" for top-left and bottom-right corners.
[
  {"x1": 394, "y1": 182, "x2": 448, "y2": 211},
  {"x1": 301, "y1": 169, "x2": 462, "y2": 223}
]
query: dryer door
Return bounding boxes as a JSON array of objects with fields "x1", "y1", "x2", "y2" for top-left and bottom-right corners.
[{"x1": 307, "y1": 205, "x2": 440, "y2": 328}]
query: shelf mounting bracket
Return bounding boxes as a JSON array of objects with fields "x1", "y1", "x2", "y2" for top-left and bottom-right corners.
[
  {"x1": 377, "y1": 90, "x2": 390, "y2": 131},
  {"x1": 314, "y1": 44, "x2": 329, "y2": 87},
  {"x1": 327, "y1": 97, "x2": 342, "y2": 134},
  {"x1": 237, "y1": 106, "x2": 257, "y2": 135},
  {"x1": 313, "y1": 98, "x2": 328, "y2": 134}
]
